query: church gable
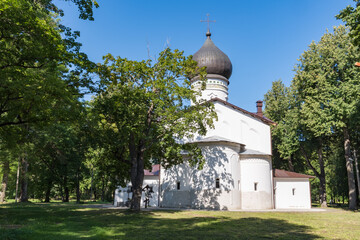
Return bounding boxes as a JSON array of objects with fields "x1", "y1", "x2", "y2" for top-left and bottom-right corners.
[
  {"x1": 209, "y1": 97, "x2": 276, "y2": 126},
  {"x1": 203, "y1": 99, "x2": 273, "y2": 155}
]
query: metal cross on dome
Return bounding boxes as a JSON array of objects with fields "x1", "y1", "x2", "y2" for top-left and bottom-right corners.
[{"x1": 200, "y1": 13, "x2": 216, "y2": 33}]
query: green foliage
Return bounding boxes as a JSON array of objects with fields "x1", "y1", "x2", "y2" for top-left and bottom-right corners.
[
  {"x1": 293, "y1": 26, "x2": 360, "y2": 136},
  {"x1": 0, "y1": 0, "x2": 95, "y2": 130},
  {"x1": 264, "y1": 80, "x2": 300, "y2": 169},
  {"x1": 327, "y1": 142, "x2": 348, "y2": 201},
  {"x1": 94, "y1": 48, "x2": 216, "y2": 172},
  {"x1": 337, "y1": 0, "x2": 360, "y2": 47}
]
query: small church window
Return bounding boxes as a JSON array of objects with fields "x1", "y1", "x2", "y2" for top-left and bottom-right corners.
[
  {"x1": 292, "y1": 188, "x2": 296, "y2": 195},
  {"x1": 254, "y1": 182, "x2": 258, "y2": 191},
  {"x1": 216, "y1": 178, "x2": 220, "y2": 188},
  {"x1": 177, "y1": 181, "x2": 180, "y2": 190}
]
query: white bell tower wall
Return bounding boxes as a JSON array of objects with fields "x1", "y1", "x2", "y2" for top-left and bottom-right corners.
[{"x1": 192, "y1": 78, "x2": 229, "y2": 102}]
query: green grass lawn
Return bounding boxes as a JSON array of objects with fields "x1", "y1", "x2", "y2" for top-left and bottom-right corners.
[{"x1": 0, "y1": 202, "x2": 359, "y2": 240}]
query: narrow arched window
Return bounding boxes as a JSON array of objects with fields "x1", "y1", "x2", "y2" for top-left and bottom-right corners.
[
  {"x1": 177, "y1": 181, "x2": 180, "y2": 190},
  {"x1": 216, "y1": 178, "x2": 220, "y2": 188}
]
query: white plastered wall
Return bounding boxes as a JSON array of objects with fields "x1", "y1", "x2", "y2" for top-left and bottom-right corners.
[
  {"x1": 114, "y1": 176, "x2": 160, "y2": 207},
  {"x1": 240, "y1": 155, "x2": 273, "y2": 209},
  {"x1": 274, "y1": 178, "x2": 311, "y2": 209},
  {"x1": 199, "y1": 102, "x2": 272, "y2": 155},
  {"x1": 160, "y1": 142, "x2": 242, "y2": 210}
]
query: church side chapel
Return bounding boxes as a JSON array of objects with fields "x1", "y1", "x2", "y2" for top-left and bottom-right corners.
[{"x1": 114, "y1": 21, "x2": 314, "y2": 210}]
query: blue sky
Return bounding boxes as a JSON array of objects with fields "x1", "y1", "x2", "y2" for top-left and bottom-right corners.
[{"x1": 56, "y1": 0, "x2": 354, "y2": 111}]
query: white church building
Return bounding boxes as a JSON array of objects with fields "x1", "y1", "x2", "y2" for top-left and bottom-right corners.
[{"x1": 114, "y1": 30, "x2": 314, "y2": 210}]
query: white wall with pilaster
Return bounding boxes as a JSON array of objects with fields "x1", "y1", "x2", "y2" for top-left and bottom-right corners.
[{"x1": 199, "y1": 102, "x2": 272, "y2": 155}]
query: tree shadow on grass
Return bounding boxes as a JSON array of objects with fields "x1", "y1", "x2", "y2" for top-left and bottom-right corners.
[{"x1": 0, "y1": 206, "x2": 321, "y2": 240}]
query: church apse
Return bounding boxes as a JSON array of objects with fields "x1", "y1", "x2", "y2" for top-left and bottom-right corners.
[{"x1": 239, "y1": 156, "x2": 273, "y2": 209}]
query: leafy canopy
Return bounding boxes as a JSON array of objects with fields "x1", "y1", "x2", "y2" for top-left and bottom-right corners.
[
  {"x1": 337, "y1": 0, "x2": 360, "y2": 47},
  {"x1": 93, "y1": 48, "x2": 217, "y2": 172},
  {"x1": 0, "y1": 0, "x2": 95, "y2": 129}
]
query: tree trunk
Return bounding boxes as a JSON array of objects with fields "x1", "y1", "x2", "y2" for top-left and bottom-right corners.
[
  {"x1": 76, "y1": 170, "x2": 80, "y2": 204},
  {"x1": 130, "y1": 169, "x2": 144, "y2": 210},
  {"x1": 287, "y1": 155, "x2": 294, "y2": 172},
  {"x1": 101, "y1": 175, "x2": 105, "y2": 202},
  {"x1": 65, "y1": 187, "x2": 69, "y2": 202},
  {"x1": 0, "y1": 160, "x2": 10, "y2": 203},
  {"x1": 129, "y1": 136, "x2": 145, "y2": 210},
  {"x1": 20, "y1": 154, "x2": 29, "y2": 202},
  {"x1": 90, "y1": 170, "x2": 94, "y2": 200},
  {"x1": 44, "y1": 179, "x2": 52, "y2": 202},
  {"x1": 63, "y1": 174, "x2": 69, "y2": 202},
  {"x1": 317, "y1": 146, "x2": 327, "y2": 207},
  {"x1": 130, "y1": 157, "x2": 144, "y2": 210},
  {"x1": 354, "y1": 149, "x2": 360, "y2": 203},
  {"x1": 129, "y1": 103, "x2": 153, "y2": 210},
  {"x1": 15, "y1": 157, "x2": 20, "y2": 203},
  {"x1": 343, "y1": 128, "x2": 357, "y2": 210},
  {"x1": 300, "y1": 143, "x2": 327, "y2": 207}
]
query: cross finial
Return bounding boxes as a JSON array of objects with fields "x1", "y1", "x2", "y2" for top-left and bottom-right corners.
[{"x1": 200, "y1": 13, "x2": 216, "y2": 37}]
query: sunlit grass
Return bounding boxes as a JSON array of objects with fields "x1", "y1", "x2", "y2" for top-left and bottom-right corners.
[{"x1": 0, "y1": 202, "x2": 359, "y2": 239}]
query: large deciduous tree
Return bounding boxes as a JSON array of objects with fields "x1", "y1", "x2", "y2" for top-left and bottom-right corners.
[
  {"x1": 292, "y1": 26, "x2": 360, "y2": 210},
  {"x1": 94, "y1": 49, "x2": 216, "y2": 210}
]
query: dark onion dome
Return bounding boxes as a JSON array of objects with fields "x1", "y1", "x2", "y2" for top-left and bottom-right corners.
[{"x1": 193, "y1": 31, "x2": 232, "y2": 82}]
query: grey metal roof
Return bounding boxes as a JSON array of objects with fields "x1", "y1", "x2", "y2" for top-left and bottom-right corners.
[
  {"x1": 193, "y1": 136, "x2": 243, "y2": 145},
  {"x1": 193, "y1": 32, "x2": 232, "y2": 81},
  {"x1": 239, "y1": 149, "x2": 270, "y2": 156}
]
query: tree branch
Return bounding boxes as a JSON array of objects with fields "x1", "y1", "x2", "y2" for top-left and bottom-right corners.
[{"x1": 300, "y1": 144, "x2": 320, "y2": 178}]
